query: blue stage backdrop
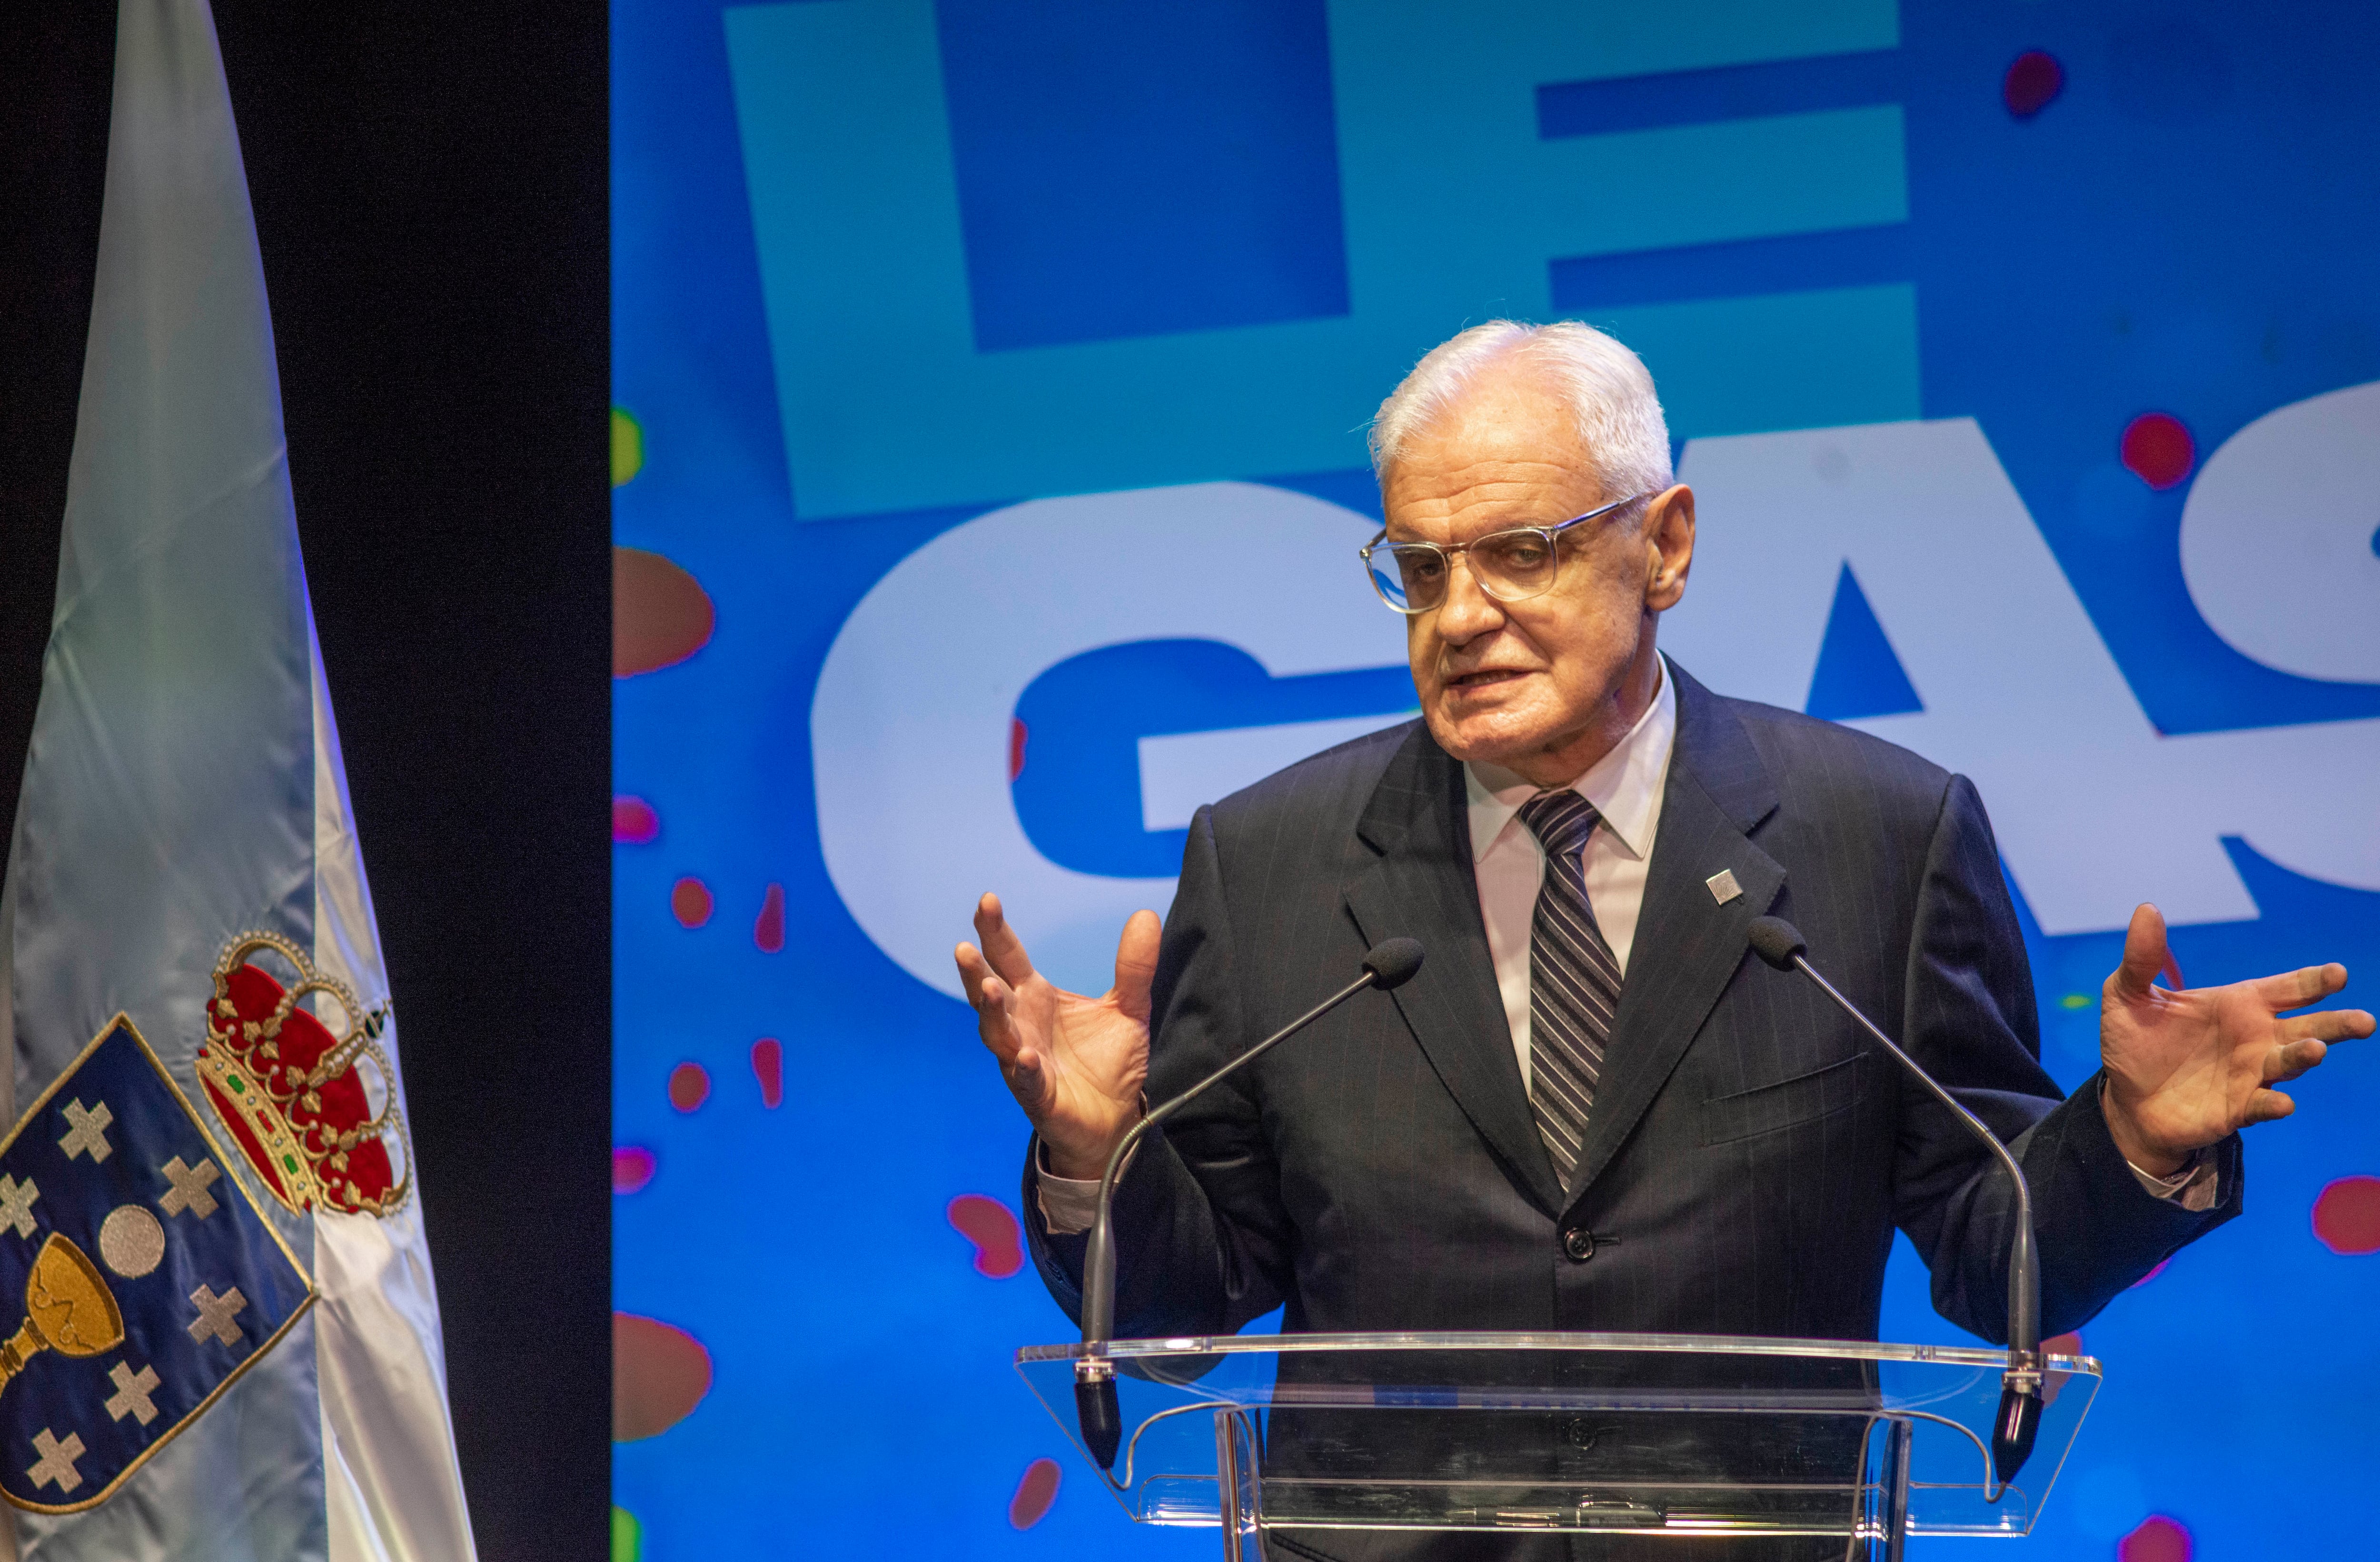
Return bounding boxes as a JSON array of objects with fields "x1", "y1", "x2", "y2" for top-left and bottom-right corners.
[{"x1": 610, "y1": 2, "x2": 2380, "y2": 1556}]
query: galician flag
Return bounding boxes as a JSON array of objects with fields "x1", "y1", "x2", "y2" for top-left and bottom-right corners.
[{"x1": 0, "y1": 0, "x2": 477, "y2": 1556}]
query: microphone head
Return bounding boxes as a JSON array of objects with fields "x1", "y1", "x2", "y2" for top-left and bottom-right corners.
[
  {"x1": 1746, "y1": 916, "x2": 1807, "y2": 971},
  {"x1": 1991, "y1": 1382, "x2": 2043, "y2": 1489},
  {"x1": 1362, "y1": 938, "x2": 1426, "y2": 991}
]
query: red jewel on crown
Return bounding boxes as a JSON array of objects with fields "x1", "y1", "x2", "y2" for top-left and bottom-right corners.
[{"x1": 197, "y1": 932, "x2": 411, "y2": 1218}]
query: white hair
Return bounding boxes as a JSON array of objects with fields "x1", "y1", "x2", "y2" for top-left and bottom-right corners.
[{"x1": 1368, "y1": 319, "x2": 1673, "y2": 503}]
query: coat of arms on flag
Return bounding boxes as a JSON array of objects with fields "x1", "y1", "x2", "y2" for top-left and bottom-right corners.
[{"x1": 0, "y1": 1017, "x2": 312, "y2": 1514}]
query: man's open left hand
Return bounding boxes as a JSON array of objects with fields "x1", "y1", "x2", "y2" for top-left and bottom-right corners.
[{"x1": 2100, "y1": 903, "x2": 2373, "y2": 1174}]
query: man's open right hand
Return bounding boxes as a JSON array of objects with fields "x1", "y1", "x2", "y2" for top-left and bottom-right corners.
[{"x1": 956, "y1": 893, "x2": 1159, "y2": 1181}]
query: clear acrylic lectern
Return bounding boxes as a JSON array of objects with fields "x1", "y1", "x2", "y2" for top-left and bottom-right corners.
[{"x1": 1018, "y1": 1332, "x2": 2100, "y2": 1559}]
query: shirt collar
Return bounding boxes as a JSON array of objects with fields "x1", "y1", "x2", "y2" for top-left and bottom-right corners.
[{"x1": 1463, "y1": 654, "x2": 1677, "y2": 864}]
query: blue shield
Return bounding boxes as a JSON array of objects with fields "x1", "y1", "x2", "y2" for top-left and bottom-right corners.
[{"x1": 0, "y1": 1018, "x2": 312, "y2": 1513}]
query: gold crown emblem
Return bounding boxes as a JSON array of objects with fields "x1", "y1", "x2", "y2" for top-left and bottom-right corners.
[{"x1": 198, "y1": 932, "x2": 411, "y2": 1218}]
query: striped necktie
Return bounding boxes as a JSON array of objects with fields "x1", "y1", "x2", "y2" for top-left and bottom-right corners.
[{"x1": 1515, "y1": 789, "x2": 1623, "y2": 1187}]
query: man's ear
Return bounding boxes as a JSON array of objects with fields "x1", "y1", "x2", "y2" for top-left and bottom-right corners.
[{"x1": 1644, "y1": 484, "x2": 1696, "y2": 612}]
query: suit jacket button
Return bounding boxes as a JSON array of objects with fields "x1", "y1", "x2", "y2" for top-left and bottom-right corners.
[{"x1": 1561, "y1": 1226, "x2": 1595, "y2": 1263}]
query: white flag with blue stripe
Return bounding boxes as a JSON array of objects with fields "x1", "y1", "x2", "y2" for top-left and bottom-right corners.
[{"x1": 0, "y1": 1, "x2": 477, "y2": 1556}]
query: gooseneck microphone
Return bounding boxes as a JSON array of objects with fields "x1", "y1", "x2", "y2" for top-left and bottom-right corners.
[
  {"x1": 1073, "y1": 937, "x2": 1426, "y2": 1469},
  {"x1": 1745, "y1": 917, "x2": 2043, "y2": 1493}
]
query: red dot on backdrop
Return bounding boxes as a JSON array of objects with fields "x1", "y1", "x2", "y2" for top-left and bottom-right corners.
[
  {"x1": 948, "y1": 1194, "x2": 1025, "y2": 1278},
  {"x1": 614, "y1": 546, "x2": 716, "y2": 677},
  {"x1": 751, "y1": 1038, "x2": 784, "y2": 1108},
  {"x1": 2129, "y1": 1255, "x2": 2170, "y2": 1289},
  {"x1": 612, "y1": 796, "x2": 659, "y2": 845},
  {"x1": 2003, "y1": 50, "x2": 2064, "y2": 118},
  {"x1": 1008, "y1": 1456, "x2": 1061, "y2": 1529},
  {"x1": 612, "y1": 1146, "x2": 657, "y2": 1194},
  {"x1": 668, "y1": 1062, "x2": 711, "y2": 1113},
  {"x1": 2038, "y1": 1330, "x2": 2082, "y2": 1405},
  {"x1": 2119, "y1": 1514, "x2": 2192, "y2": 1562},
  {"x1": 1009, "y1": 717, "x2": 1029, "y2": 782},
  {"x1": 671, "y1": 877, "x2": 713, "y2": 927},
  {"x1": 2121, "y1": 413, "x2": 2196, "y2": 490},
  {"x1": 754, "y1": 882, "x2": 785, "y2": 953},
  {"x1": 613, "y1": 1312, "x2": 714, "y2": 1442},
  {"x1": 2312, "y1": 1175, "x2": 2380, "y2": 1254}
]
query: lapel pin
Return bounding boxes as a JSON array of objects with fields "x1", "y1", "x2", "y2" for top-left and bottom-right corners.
[{"x1": 1705, "y1": 869, "x2": 1743, "y2": 905}]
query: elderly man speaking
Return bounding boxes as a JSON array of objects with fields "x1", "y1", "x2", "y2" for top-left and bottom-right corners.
[{"x1": 955, "y1": 322, "x2": 2369, "y2": 1554}]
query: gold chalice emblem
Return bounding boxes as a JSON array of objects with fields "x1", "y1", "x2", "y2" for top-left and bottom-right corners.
[{"x1": 0, "y1": 1234, "x2": 123, "y2": 1383}]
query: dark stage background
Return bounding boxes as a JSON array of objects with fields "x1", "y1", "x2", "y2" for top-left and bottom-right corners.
[{"x1": 1, "y1": 5, "x2": 610, "y2": 1559}]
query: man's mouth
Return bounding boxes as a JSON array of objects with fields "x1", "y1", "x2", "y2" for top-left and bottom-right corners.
[{"x1": 1446, "y1": 668, "x2": 1528, "y2": 692}]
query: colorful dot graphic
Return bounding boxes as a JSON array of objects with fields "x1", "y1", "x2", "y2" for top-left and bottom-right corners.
[
  {"x1": 671, "y1": 877, "x2": 712, "y2": 927},
  {"x1": 754, "y1": 883, "x2": 785, "y2": 953},
  {"x1": 1008, "y1": 1457, "x2": 1061, "y2": 1529},
  {"x1": 611, "y1": 408, "x2": 645, "y2": 488},
  {"x1": 2002, "y1": 51, "x2": 2063, "y2": 119},
  {"x1": 613, "y1": 1313, "x2": 712, "y2": 1442},
  {"x1": 668, "y1": 1062, "x2": 711, "y2": 1113},
  {"x1": 613, "y1": 1146, "x2": 657, "y2": 1194},
  {"x1": 2119, "y1": 1514, "x2": 2192, "y2": 1562},
  {"x1": 751, "y1": 1039, "x2": 784, "y2": 1109},
  {"x1": 613, "y1": 796, "x2": 660, "y2": 845},
  {"x1": 614, "y1": 546, "x2": 715, "y2": 677},
  {"x1": 948, "y1": 1194, "x2": 1025, "y2": 1278},
  {"x1": 611, "y1": 1504, "x2": 642, "y2": 1562},
  {"x1": 2120, "y1": 413, "x2": 2196, "y2": 490},
  {"x1": 1009, "y1": 717, "x2": 1029, "y2": 782},
  {"x1": 2039, "y1": 1330, "x2": 2082, "y2": 1405},
  {"x1": 2312, "y1": 1175, "x2": 2380, "y2": 1255}
]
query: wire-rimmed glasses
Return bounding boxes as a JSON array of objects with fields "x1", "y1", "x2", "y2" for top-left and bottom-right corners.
[{"x1": 1359, "y1": 491, "x2": 1650, "y2": 615}]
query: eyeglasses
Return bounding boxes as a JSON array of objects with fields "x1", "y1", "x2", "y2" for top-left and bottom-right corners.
[{"x1": 1359, "y1": 492, "x2": 1651, "y2": 615}]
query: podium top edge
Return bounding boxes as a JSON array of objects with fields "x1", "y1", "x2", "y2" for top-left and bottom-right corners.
[{"x1": 1016, "y1": 1330, "x2": 2101, "y2": 1376}]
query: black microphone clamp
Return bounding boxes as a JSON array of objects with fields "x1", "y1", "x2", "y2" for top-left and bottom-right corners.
[
  {"x1": 1746, "y1": 916, "x2": 2044, "y2": 1494},
  {"x1": 1071, "y1": 938, "x2": 1424, "y2": 1469}
]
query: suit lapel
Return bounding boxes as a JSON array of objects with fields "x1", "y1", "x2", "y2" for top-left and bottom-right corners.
[
  {"x1": 1343, "y1": 726, "x2": 1566, "y2": 1214},
  {"x1": 1565, "y1": 663, "x2": 1785, "y2": 1209}
]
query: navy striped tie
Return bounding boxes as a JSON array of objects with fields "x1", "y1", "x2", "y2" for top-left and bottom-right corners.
[{"x1": 1516, "y1": 790, "x2": 1623, "y2": 1187}]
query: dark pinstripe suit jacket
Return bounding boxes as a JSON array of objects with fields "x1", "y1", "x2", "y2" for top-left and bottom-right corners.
[{"x1": 1025, "y1": 663, "x2": 2236, "y2": 1552}]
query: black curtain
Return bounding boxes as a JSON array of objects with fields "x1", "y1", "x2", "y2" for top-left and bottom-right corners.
[{"x1": 0, "y1": 6, "x2": 609, "y2": 1558}]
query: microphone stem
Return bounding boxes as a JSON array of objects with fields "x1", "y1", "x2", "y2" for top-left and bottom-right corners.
[
  {"x1": 1082, "y1": 967, "x2": 1379, "y2": 1353},
  {"x1": 1788, "y1": 955, "x2": 2040, "y2": 1366}
]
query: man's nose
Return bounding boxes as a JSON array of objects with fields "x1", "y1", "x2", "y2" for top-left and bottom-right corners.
[{"x1": 1434, "y1": 553, "x2": 1506, "y2": 644}]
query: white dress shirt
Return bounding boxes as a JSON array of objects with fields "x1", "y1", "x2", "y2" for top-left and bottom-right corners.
[
  {"x1": 1466, "y1": 655, "x2": 1675, "y2": 1095},
  {"x1": 1037, "y1": 652, "x2": 2211, "y2": 1230}
]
